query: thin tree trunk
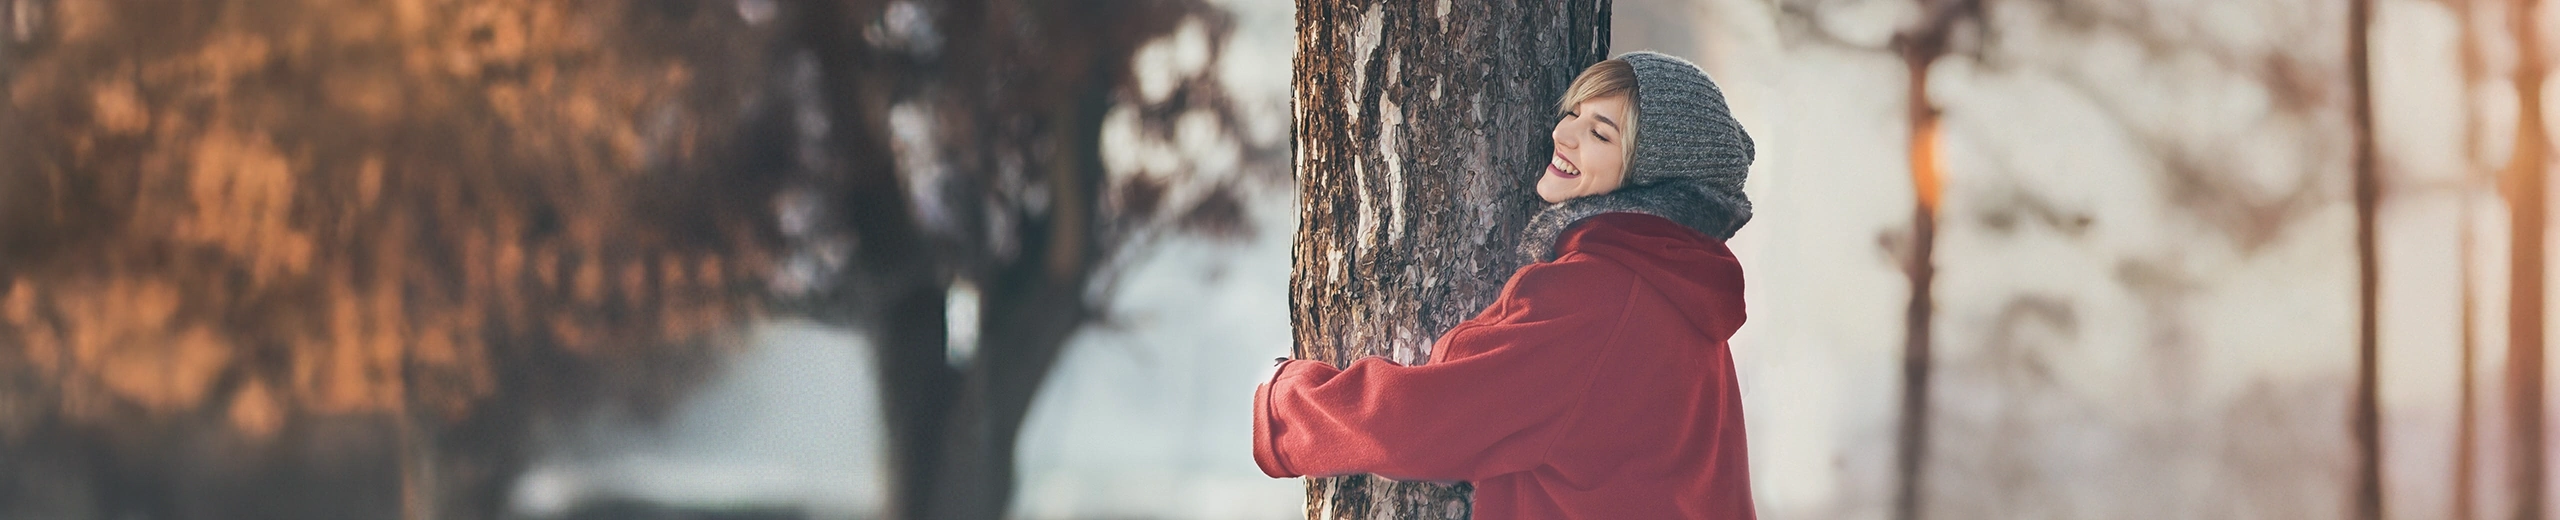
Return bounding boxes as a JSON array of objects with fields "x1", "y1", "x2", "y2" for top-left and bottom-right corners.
[
  {"x1": 2348, "y1": 0, "x2": 2386, "y2": 517},
  {"x1": 2508, "y1": 1, "x2": 2550, "y2": 519},
  {"x1": 2460, "y1": 150, "x2": 2484, "y2": 520},
  {"x1": 1890, "y1": 2, "x2": 1974, "y2": 518},
  {"x1": 1890, "y1": 76, "x2": 1941, "y2": 520},
  {"x1": 1290, "y1": 0, "x2": 1608, "y2": 518},
  {"x1": 2454, "y1": 0, "x2": 2485, "y2": 517}
]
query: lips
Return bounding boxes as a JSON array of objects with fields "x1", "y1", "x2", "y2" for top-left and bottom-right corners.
[{"x1": 1549, "y1": 153, "x2": 1581, "y2": 179}]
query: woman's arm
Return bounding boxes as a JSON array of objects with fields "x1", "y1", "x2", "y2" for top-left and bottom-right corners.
[{"x1": 1252, "y1": 254, "x2": 1641, "y2": 482}]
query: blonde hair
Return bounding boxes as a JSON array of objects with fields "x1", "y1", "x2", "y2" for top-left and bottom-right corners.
[{"x1": 1558, "y1": 59, "x2": 1639, "y2": 164}]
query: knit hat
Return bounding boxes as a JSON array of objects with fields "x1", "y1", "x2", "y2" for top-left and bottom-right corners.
[{"x1": 1518, "y1": 51, "x2": 1755, "y2": 262}]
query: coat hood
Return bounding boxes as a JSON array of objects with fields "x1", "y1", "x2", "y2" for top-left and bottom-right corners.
[{"x1": 1551, "y1": 212, "x2": 1746, "y2": 342}]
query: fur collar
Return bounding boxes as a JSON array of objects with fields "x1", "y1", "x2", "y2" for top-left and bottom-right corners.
[{"x1": 1518, "y1": 181, "x2": 1750, "y2": 263}]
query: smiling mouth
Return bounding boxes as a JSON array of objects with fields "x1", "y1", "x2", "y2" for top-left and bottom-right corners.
[{"x1": 1549, "y1": 153, "x2": 1581, "y2": 179}]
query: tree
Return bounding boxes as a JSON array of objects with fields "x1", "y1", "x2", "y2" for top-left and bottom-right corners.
[
  {"x1": 0, "y1": 1, "x2": 1255, "y2": 518},
  {"x1": 1887, "y1": 2, "x2": 1983, "y2": 518},
  {"x1": 2503, "y1": 0, "x2": 2550, "y2": 517},
  {"x1": 1778, "y1": 0, "x2": 2364, "y2": 515},
  {"x1": 2450, "y1": 0, "x2": 2487, "y2": 517},
  {"x1": 785, "y1": 1, "x2": 1255, "y2": 518},
  {"x1": 2346, "y1": 0, "x2": 2383, "y2": 517},
  {"x1": 1289, "y1": 0, "x2": 1608, "y2": 518},
  {"x1": 0, "y1": 3, "x2": 788, "y2": 517}
]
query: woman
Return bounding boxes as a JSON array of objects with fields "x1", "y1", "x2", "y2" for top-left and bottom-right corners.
[{"x1": 1251, "y1": 51, "x2": 1757, "y2": 519}]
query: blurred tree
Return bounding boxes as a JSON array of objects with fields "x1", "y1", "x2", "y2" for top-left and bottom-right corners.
[
  {"x1": 1886, "y1": 2, "x2": 1983, "y2": 519},
  {"x1": 1778, "y1": 0, "x2": 2366, "y2": 516},
  {"x1": 2347, "y1": 0, "x2": 2382, "y2": 517},
  {"x1": 1288, "y1": 0, "x2": 1607, "y2": 518},
  {"x1": 783, "y1": 0, "x2": 1259, "y2": 518},
  {"x1": 2450, "y1": 0, "x2": 2485, "y2": 517},
  {"x1": 0, "y1": 2, "x2": 789, "y2": 517},
  {"x1": 2503, "y1": 0, "x2": 2549, "y2": 518},
  {"x1": 0, "y1": 0, "x2": 1258, "y2": 518}
]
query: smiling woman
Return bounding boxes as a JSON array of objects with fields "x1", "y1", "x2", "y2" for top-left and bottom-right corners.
[
  {"x1": 1257, "y1": 51, "x2": 1763, "y2": 519},
  {"x1": 1540, "y1": 93, "x2": 1630, "y2": 203},
  {"x1": 1540, "y1": 58, "x2": 1639, "y2": 204}
]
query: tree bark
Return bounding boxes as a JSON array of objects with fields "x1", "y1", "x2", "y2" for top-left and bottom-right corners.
[
  {"x1": 2508, "y1": 1, "x2": 2549, "y2": 519},
  {"x1": 1289, "y1": 0, "x2": 1608, "y2": 518},
  {"x1": 2347, "y1": 0, "x2": 2385, "y2": 517}
]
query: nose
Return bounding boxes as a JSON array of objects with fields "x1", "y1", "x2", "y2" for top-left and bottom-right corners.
[{"x1": 1551, "y1": 119, "x2": 1575, "y2": 149}]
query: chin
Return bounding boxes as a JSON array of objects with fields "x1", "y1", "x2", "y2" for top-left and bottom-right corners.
[{"x1": 1536, "y1": 179, "x2": 1576, "y2": 203}]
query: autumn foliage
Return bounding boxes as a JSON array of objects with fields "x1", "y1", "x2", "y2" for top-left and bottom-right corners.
[{"x1": 0, "y1": 0, "x2": 785, "y2": 444}]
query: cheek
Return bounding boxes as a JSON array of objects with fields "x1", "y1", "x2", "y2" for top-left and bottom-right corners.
[{"x1": 1594, "y1": 156, "x2": 1628, "y2": 189}]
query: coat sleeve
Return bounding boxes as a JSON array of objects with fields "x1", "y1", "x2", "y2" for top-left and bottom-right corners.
[{"x1": 1252, "y1": 254, "x2": 1641, "y2": 482}]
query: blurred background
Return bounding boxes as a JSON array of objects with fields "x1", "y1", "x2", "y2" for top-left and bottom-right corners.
[{"x1": 0, "y1": 0, "x2": 2549, "y2": 519}]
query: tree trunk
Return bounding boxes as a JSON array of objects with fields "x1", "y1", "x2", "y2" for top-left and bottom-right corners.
[
  {"x1": 918, "y1": 66, "x2": 1116, "y2": 520},
  {"x1": 2453, "y1": 0, "x2": 2484, "y2": 518},
  {"x1": 2347, "y1": 0, "x2": 2385, "y2": 517},
  {"x1": 1890, "y1": 81, "x2": 1940, "y2": 520},
  {"x1": 2508, "y1": 1, "x2": 2549, "y2": 519},
  {"x1": 792, "y1": 0, "x2": 1209, "y2": 517},
  {"x1": 1889, "y1": 2, "x2": 1974, "y2": 518},
  {"x1": 1289, "y1": 0, "x2": 1608, "y2": 518},
  {"x1": 790, "y1": 2, "x2": 960, "y2": 519}
]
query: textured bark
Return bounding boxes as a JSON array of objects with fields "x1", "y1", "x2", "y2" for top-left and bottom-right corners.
[
  {"x1": 1289, "y1": 0, "x2": 1608, "y2": 518},
  {"x1": 2507, "y1": 1, "x2": 2549, "y2": 519},
  {"x1": 2347, "y1": 0, "x2": 2384, "y2": 517}
]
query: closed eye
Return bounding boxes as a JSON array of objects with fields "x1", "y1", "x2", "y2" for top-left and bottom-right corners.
[{"x1": 1562, "y1": 111, "x2": 1609, "y2": 142}]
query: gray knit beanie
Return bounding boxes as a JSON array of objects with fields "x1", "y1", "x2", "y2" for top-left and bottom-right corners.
[{"x1": 1519, "y1": 51, "x2": 1755, "y2": 262}]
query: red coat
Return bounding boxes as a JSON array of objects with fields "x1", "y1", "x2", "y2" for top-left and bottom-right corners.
[{"x1": 1253, "y1": 212, "x2": 1754, "y2": 519}]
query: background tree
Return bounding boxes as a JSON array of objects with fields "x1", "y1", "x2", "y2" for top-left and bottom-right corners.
[
  {"x1": 2450, "y1": 0, "x2": 2486, "y2": 517},
  {"x1": 0, "y1": 3, "x2": 787, "y2": 517},
  {"x1": 2347, "y1": 0, "x2": 2383, "y2": 517},
  {"x1": 0, "y1": 1, "x2": 1258, "y2": 518},
  {"x1": 2502, "y1": 2, "x2": 2551, "y2": 519},
  {"x1": 1886, "y1": 1, "x2": 1983, "y2": 518},
  {"x1": 1777, "y1": 0, "x2": 2364, "y2": 516},
  {"x1": 1289, "y1": 0, "x2": 1607, "y2": 518},
  {"x1": 786, "y1": 0, "x2": 1260, "y2": 518},
  {"x1": 2503, "y1": 0, "x2": 2550, "y2": 516}
]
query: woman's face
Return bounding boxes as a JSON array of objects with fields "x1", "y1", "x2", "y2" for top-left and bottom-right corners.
[{"x1": 1539, "y1": 94, "x2": 1631, "y2": 204}]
